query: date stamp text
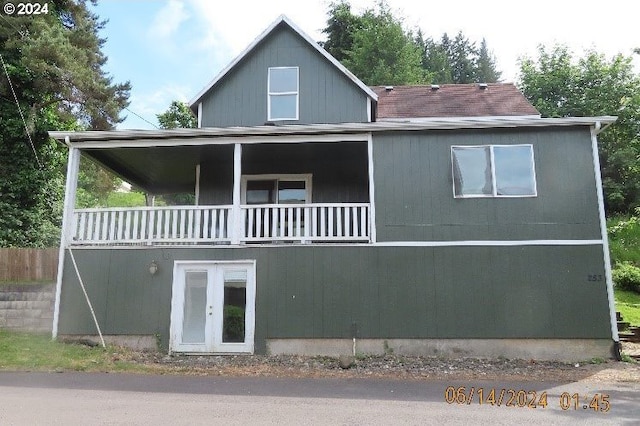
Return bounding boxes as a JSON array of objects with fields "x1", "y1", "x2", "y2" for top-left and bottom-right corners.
[{"x1": 444, "y1": 386, "x2": 611, "y2": 412}]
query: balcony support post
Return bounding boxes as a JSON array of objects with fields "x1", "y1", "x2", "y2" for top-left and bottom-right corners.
[
  {"x1": 231, "y1": 143, "x2": 242, "y2": 244},
  {"x1": 367, "y1": 134, "x2": 377, "y2": 243}
]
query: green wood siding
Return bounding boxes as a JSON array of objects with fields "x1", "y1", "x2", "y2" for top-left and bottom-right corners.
[
  {"x1": 199, "y1": 145, "x2": 234, "y2": 205},
  {"x1": 197, "y1": 142, "x2": 370, "y2": 204},
  {"x1": 199, "y1": 25, "x2": 369, "y2": 127},
  {"x1": 58, "y1": 244, "x2": 612, "y2": 353},
  {"x1": 372, "y1": 128, "x2": 602, "y2": 241},
  {"x1": 242, "y1": 142, "x2": 369, "y2": 203}
]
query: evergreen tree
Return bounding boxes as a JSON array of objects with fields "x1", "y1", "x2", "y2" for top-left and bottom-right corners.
[
  {"x1": 476, "y1": 38, "x2": 502, "y2": 83},
  {"x1": 0, "y1": 0, "x2": 130, "y2": 246},
  {"x1": 449, "y1": 31, "x2": 477, "y2": 83},
  {"x1": 418, "y1": 33, "x2": 453, "y2": 84},
  {"x1": 321, "y1": 2, "x2": 501, "y2": 85},
  {"x1": 321, "y1": 1, "x2": 361, "y2": 63}
]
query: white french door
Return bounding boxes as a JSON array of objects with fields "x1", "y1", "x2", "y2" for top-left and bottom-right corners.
[{"x1": 170, "y1": 261, "x2": 255, "y2": 353}]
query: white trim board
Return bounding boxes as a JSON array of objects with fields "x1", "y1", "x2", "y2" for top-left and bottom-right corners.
[
  {"x1": 373, "y1": 240, "x2": 604, "y2": 247},
  {"x1": 591, "y1": 125, "x2": 619, "y2": 342},
  {"x1": 59, "y1": 133, "x2": 370, "y2": 150},
  {"x1": 66, "y1": 239, "x2": 604, "y2": 250},
  {"x1": 50, "y1": 116, "x2": 617, "y2": 145},
  {"x1": 367, "y1": 134, "x2": 377, "y2": 243}
]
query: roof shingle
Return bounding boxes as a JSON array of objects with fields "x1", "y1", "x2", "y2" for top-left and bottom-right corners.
[{"x1": 372, "y1": 83, "x2": 539, "y2": 119}]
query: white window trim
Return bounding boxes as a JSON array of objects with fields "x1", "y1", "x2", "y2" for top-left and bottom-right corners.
[
  {"x1": 451, "y1": 144, "x2": 537, "y2": 199},
  {"x1": 267, "y1": 66, "x2": 299, "y2": 121},
  {"x1": 240, "y1": 173, "x2": 312, "y2": 204}
]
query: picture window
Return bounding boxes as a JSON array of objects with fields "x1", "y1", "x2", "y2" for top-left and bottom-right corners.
[{"x1": 451, "y1": 145, "x2": 537, "y2": 198}]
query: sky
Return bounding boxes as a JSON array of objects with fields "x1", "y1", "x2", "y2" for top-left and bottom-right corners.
[{"x1": 91, "y1": 0, "x2": 640, "y2": 130}]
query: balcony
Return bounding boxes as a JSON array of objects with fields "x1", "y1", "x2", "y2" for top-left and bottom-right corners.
[{"x1": 70, "y1": 203, "x2": 371, "y2": 246}]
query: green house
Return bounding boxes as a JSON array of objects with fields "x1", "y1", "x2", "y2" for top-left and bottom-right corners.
[{"x1": 49, "y1": 15, "x2": 618, "y2": 361}]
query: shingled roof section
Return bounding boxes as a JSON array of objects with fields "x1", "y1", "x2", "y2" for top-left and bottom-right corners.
[{"x1": 372, "y1": 83, "x2": 540, "y2": 120}]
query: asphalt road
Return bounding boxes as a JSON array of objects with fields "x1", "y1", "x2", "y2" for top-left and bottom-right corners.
[{"x1": 0, "y1": 372, "x2": 638, "y2": 425}]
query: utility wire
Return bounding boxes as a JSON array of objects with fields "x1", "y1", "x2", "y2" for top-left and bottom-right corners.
[
  {"x1": 0, "y1": 13, "x2": 25, "y2": 36},
  {"x1": 124, "y1": 106, "x2": 160, "y2": 129},
  {"x1": 0, "y1": 51, "x2": 43, "y2": 169}
]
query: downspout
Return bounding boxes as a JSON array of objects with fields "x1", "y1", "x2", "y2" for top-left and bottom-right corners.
[{"x1": 590, "y1": 122, "x2": 621, "y2": 360}]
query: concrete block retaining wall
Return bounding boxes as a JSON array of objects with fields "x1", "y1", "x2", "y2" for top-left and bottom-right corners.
[{"x1": 0, "y1": 283, "x2": 55, "y2": 333}]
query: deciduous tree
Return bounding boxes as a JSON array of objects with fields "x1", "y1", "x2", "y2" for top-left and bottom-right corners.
[
  {"x1": 518, "y1": 45, "x2": 640, "y2": 213},
  {"x1": 157, "y1": 100, "x2": 197, "y2": 129}
]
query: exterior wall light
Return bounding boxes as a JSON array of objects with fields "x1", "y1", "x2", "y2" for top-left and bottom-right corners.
[{"x1": 149, "y1": 260, "x2": 158, "y2": 275}]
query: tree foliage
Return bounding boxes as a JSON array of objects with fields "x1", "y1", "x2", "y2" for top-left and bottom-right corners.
[
  {"x1": 322, "y1": 1, "x2": 423, "y2": 85},
  {"x1": 322, "y1": 1, "x2": 501, "y2": 85},
  {"x1": 518, "y1": 45, "x2": 640, "y2": 213},
  {"x1": 320, "y1": 1, "x2": 360, "y2": 63},
  {"x1": 0, "y1": 0, "x2": 130, "y2": 246},
  {"x1": 476, "y1": 38, "x2": 502, "y2": 83},
  {"x1": 157, "y1": 100, "x2": 197, "y2": 130}
]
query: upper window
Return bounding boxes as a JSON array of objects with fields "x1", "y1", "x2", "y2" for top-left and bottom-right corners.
[
  {"x1": 268, "y1": 67, "x2": 299, "y2": 121},
  {"x1": 451, "y1": 145, "x2": 537, "y2": 198}
]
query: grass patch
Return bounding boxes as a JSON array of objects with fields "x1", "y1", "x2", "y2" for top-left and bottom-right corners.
[
  {"x1": 608, "y1": 215, "x2": 640, "y2": 326},
  {"x1": 615, "y1": 288, "x2": 640, "y2": 326},
  {"x1": 615, "y1": 288, "x2": 640, "y2": 305},
  {"x1": 608, "y1": 215, "x2": 640, "y2": 265},
  {"x1": 0, "y1": 330, "x2": 150, "y2": 373}
]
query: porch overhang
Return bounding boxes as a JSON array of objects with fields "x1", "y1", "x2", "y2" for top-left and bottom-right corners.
[
  {"x1": 49, "y1": 116, "x2": 618, "y2": 146},
  {"x1": 48, "y1": 116, "x2": 616, "y2": 194}
]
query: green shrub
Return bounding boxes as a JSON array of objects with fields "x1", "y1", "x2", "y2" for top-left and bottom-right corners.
[
  {"x1": 223, "y1": 305, "x2": 245, "y2": 343},
  {"x1": 612, "y1": 262, "x2": 640, "y2": 293},
  {"x1": 608, "y1": 212, "x2": 640, "y2": 265}
]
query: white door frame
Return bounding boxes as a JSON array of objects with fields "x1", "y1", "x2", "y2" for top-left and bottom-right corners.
[{"x1": 170, "y1": 260, "x2": 256, "y2": 354}]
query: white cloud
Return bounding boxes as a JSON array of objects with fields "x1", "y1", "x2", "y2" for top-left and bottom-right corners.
[
  {"x1": 148, "y1": 0, "x2": 190, "y2": 40},
  {"x1": 185, "y1": 0, "x2": 639, "y2": 83},
  {"x1": 188, "y1": 0, "x2": 327, "y2": 56},
  {"x1": 123, "y1": 85, "x2": 193, "y2": 130}
]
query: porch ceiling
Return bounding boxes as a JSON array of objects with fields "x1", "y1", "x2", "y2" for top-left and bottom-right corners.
[{"x1": 85, "y1": 145, "x2": 231, "y2": 194}]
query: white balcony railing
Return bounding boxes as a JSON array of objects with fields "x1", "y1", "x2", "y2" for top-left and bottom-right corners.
[
  {"x1": 70, "y1": 203, "x2": 370, "y2": 245},
  {"x1": 242, "y1": 203, "x2": 369, "y2": 242},
  {"x1": 71, "y1": 206, "x2": 232, "y2": 245}
]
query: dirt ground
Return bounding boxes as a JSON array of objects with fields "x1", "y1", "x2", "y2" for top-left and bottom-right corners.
[{"x1": 127, "y1": 342, "x2": 640, "y2": 383}]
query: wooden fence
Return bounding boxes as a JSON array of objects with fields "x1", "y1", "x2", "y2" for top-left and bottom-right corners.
[{"x1": 0, "y1": 248, "x2": 58, "y2": 282}]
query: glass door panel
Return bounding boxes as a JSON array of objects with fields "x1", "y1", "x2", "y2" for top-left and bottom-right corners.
[
  {"x1": 222, "y1": 269, "x2": 247, "y2": 343},
  {"x1": 181, "y1": 271, "x2": 208, "y2": 343},
  {"x1": 246, "y1": 180, "x2": 276, "y2": 204},
  {"x1": 278, "y1": 180, "x2": 306, "y2": 204}
]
